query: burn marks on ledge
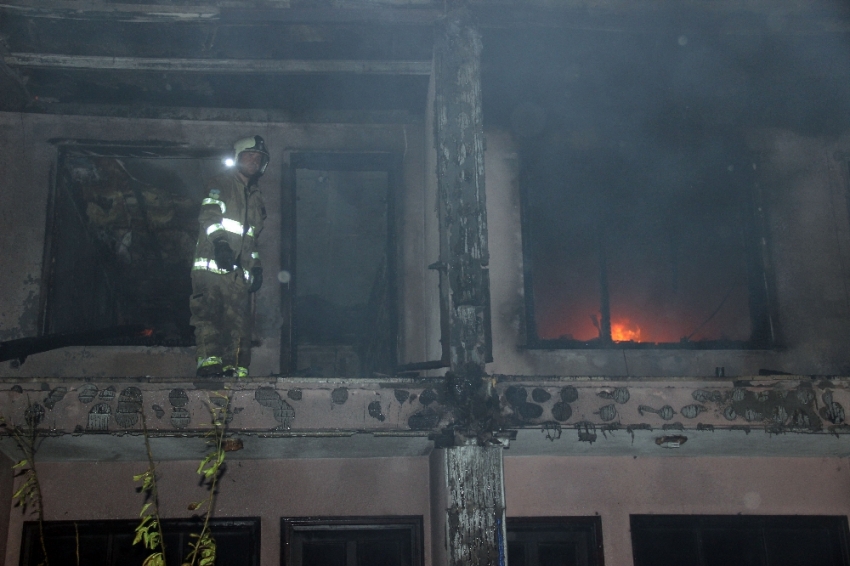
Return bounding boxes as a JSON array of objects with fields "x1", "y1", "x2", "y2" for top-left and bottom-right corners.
[{"x1": 0, "y1": 379, "x2": 845, "y2": 440}]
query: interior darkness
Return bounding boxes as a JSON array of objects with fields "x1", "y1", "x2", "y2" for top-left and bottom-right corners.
[
  {"x1": 284, "y1": 519, "x2": 420, "y2": 566},
  {"x1": 630, "y1": 515, "x2": 850, "y2": 566},
  {"x1": 47, "y1": 149, "x2": 225, "y2": 345},
  {"x1": 294, "y1": 169, "x2": 390, "y2": 377},
  {"x1": 481, "y1": 22, "x2": 850, "y2": 347},
  {"x1": 21, "y1": 518, "x2": 260, "y2": 566},
  {"x1": 507, "y1": 518, "x2": 604, "y2": 566},
  {"x1": 295, "y1": 169, "x2": 389, "y2": 375}
]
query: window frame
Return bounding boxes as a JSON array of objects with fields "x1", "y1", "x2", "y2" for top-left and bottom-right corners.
[
  {"x1": 40, "y1": 139, "x2": 223, "y2": 347},
  {"x1": 280, "y1": 516, "x2": 424, "y2": 566},
  {"x1": 20, "y1": 517, "x2": 261, "y2": 566},
  {"x1": 630, "y1": 514, "x2": 850, "y2": 566},
  {"x1": 507, "y1": 516, "x2": 605, "y2": 566},
  {"x1": 517, "y1": 147, "x2": 779, "y2": 351},
  {"x1": 281, "y1": 152, "x2": 402, "y2": 376}
]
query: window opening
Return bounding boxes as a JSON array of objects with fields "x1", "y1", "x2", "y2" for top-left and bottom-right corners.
[
  {"x1": 507, "y1": 517, "x2": 605, "y2": 566},
  {"x1": 520, "y1": 140, "x2": 772, "y2": 349},
  {"x1": 281, "y1": 517, "x2": 422, "y2": 566},
  {"x1": 44, "y1": 142, "x2": 224, "y2": 347},
  {"x1": 631, "y1": 515, "x2": 850, "y2": 566},
  {"x1": 21, "y1": 518, "x2": 260, "y2": 566}
]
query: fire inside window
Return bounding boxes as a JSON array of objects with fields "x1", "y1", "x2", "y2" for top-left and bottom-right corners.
[{"x1": 521, "y1": 139, "x2": 772, "y2": 349}]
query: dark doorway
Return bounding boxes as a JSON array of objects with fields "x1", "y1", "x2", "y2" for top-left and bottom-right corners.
[{"x1": 282, "y1": 152, "x2": 400, "y2": 377}]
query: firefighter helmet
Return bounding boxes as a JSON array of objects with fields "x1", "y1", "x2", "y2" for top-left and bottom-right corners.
[{"x1": 233, "y1": 135, "x2": 270, "y2": 176}]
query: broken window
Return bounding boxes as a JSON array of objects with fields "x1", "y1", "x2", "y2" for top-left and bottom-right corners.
[
  {"x1": 519, "y1": 140, "x2": 772, "y2": 348},
  {"x1": 284, "y1": 153, "x2": 399, "y2": 377},
  {"x1": 281, "y1": 517, "x2": 422, "y2": 566},
  {"x1": 631, "y1": 515, "x2": 850, "y2": 566},
  {"x1": 43, "y1": 141, "x2": 223, "y2": 346},
  {"x1": 481, "y1": 26, "x2": 787, "y2": 350},
  {"x1": 507, "y1": 517, "x2": 604, "y2": 566},
  {"x1": 21, "y1": 518, "x2": 259, "y2": 566}
]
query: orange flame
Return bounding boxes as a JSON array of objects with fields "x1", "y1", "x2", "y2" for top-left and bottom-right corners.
[{"x1": 611, "y1": 320, "x2": 641, "y2": 342}]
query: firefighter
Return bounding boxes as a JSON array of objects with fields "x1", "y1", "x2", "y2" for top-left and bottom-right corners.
[{"x1": 190, "y1": 136, "x2": 269, "y2": 378}]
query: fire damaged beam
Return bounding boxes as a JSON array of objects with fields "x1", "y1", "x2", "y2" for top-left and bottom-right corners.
[
  {"x1": 432, "y1": 12, "x2": 507, "y2": 566},
  {"x1": 444, "y1": 446, "x2": 507, "y2": 566},
  {"x1": 4, "y1": 53, "x2": 432, "y2": 75},
  {"x1": 434, "y1": 11, "x2": 492, "y2": 372}
]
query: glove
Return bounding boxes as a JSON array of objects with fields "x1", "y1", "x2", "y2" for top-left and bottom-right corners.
[
  {"x1": 248, "y1": 266, "x2": 263, "y2": 293},
  {"x1": 213, "y1": 239, "x2": 235, "y2": 272}
]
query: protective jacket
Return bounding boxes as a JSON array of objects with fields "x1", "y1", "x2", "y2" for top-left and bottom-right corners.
[
  {"x1": 191, "y1": 170, "x2": 266, "y2": 376},
  {"x1": 193, "y1": 171, "x2": 266, "y2": 284}
]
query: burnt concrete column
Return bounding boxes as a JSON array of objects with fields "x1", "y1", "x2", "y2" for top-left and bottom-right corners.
[
  {"x1": 434, "y1": 10, "x2": 491, "y2": 370},
  {"x1": 431, "y1": 445, "x2": 507, "y2": 566},
  {"x1": 433, "y1": 12, "x2": 506, "y2": 566}
]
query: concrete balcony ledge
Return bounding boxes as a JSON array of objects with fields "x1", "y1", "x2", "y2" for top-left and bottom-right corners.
[{"x1": 0, "y1": 375, "x2": 845, "y2": 461}]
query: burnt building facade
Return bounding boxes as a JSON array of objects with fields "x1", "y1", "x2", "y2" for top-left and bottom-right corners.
[{"x1": 1, "y1": 0, "x2": 850, "y2": 565}]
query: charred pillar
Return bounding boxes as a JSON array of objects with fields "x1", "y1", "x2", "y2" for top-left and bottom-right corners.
[
  {"x1": 435, "y1": 9, "x2": 491, "y2": 372},
  {"x1": 433, "y1": 10, "x2": 506, "y2": 566}
]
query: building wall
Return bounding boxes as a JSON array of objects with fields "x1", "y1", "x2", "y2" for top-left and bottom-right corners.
[
  {"x1": 5, "y1": 454, "x2": 847, "y2": 566},
  {"x1": 505, "y1": 455, "x2": 850, "y2": 566},
  {"x1": 4, "y1": 457, "x2": 432, "y2": 566},
  {"x1": 485, "y1": 127, "x2": 850, "y2": 377},
  {"x1": 3, "y1": 113, "x2": 850, "y2": 379}
]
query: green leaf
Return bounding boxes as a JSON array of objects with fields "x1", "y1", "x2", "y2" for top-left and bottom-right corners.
[
  {"x1": 140, "y1": 502, "x2": 152, "y2": 517},
  {"x1": 13, "y1": 477, "x2": 33, "y2": 501},
  {"x1": 196, "y1": 454, "x2": 214, "y2": 475},
  {"x1": 12, "y1": 459, "x2": 28, "y2": 469},
  {"x1": 133, "y1": 472, "x2": 148, "y2": 482},
  {"x1": 142, "y1": 552, "x2": 164, "y2": 566}
]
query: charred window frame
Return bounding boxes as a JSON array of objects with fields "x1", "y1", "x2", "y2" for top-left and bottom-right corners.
[
  {"x1": 21, "y1": 517, "x2": 260, "y2": 566},
  {"x1": 281, "y1": 152, "x2": 401, "y2": 377},
  {"x1": 518, "y1": 144, "x2": 777, "y2": 351},
  {"x1": 631, "y1": 515, "x2": 850, "y2": 566},
  {"x1": 281, "y1": 516, "x2": 423, "y2": 566},
  {"x1": 41, "y1": 139, "x2": 224, "y2": 348},
  {"x1": 507, "y1": 517, "x2": 605, "y2": 566}
]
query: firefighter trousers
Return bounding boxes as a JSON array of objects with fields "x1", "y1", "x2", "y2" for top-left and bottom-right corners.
[{"x1": 190, "y1": 269, "x2": 253, "y2": 370}]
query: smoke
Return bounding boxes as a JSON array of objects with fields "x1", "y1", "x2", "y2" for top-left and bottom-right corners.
[{"x1": 482, "y1": 6, "x2": 850, "y2": 344}]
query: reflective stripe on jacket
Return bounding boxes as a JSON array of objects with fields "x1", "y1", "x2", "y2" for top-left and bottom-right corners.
[{"x1": 194, "y1": 171, "x2": 266, "y2": 279}]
